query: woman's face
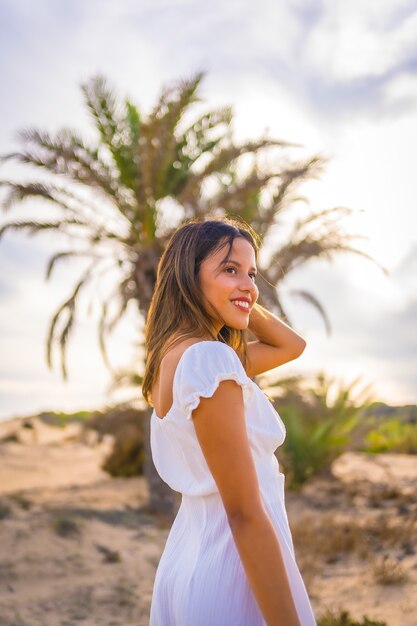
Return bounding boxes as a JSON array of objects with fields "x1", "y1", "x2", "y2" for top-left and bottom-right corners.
[{"x1": 198, "y1": 237, "x2": 259, "y2": 333}]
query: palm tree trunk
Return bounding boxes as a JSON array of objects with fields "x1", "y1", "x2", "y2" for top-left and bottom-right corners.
[
  {"x1": 142, "y1": 406, "x2": 177, "y2": 520},
  {"x1": 135, "y1": 281, "x2": 178, "y2": 519}
]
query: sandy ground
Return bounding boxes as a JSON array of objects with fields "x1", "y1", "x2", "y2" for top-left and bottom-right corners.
[{"x1": 0, "y1": 416, "x2": 416, "y2": 626}]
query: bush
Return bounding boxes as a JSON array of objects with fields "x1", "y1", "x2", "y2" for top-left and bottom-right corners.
[
  {"x1": 363, "y1": 417, "x2": 417, "y2": 453},
  {"x1": 0, "y1": 500, "x2": 12, "y2": 520},
  {"x1": 85, "y1": 404, "x2": 146, "y2": 477},
  {"x1": 318, "y1": 608, "x2": 387, "y2": 626},
  {"x1": 38, "y1": 410, "x2": 91, "y2": 428},
  {"x1": 265, "y1": 371, "x2": 375, "y2": 490},
  {"x1": 102, "y1": 422, "x2": 145, "y2": 477},
  {"x1": 51, "y1": 513, "x2": 81, "y2": 537}
]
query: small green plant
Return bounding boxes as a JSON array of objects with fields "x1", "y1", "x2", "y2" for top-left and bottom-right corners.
[
  {"x1": 318, "y1": 608, "x2": 387, "y2": 625},
  {"x1": 9, "y1": 493, "x2": 32, "y2": 510},
  {"x1": 51, "y1": 513, "x2": 81, "y2": 537},
  {"x1": 0, "y1": 500, "x2": 12, "y2": 520},
  {"x1": 363, "y1": 417, "x2": 417, "y2": 453}
]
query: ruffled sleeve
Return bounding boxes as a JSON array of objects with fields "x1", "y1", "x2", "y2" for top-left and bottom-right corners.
[{"x1": 174, "y1": 341, "x2": 254, "y2": 421}]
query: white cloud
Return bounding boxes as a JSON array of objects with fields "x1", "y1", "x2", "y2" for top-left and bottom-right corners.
[
  {"x1": 383, "y1": 71, "x2": 417, "y2": 110},
  {"x1": 304, "y1": 1, "x2": 417, "y2": 82}
]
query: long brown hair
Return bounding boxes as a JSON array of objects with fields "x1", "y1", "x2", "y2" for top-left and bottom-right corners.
[{"x1": 142, "y1": 215, "x2": 262, "y2": 407}]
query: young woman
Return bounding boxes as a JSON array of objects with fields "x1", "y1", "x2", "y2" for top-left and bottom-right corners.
[{"x1": 142, "y1": 217, "x2": 317, "y2": 626}]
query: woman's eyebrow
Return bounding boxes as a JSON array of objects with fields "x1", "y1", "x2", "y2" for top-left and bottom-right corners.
[{"x1": 219, "y1": 259, "x2": 257, "y2": 272}]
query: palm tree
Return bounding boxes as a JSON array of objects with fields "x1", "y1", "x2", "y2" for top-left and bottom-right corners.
[{"x1": 0, "y1": 70, "x2": 388, "y2": 519}]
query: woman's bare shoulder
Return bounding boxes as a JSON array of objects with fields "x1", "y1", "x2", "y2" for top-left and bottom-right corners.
[
  {"x1": 152, "y1": 338, "x2": 210, "y2": 416},
  {"x1": 160, "y1": 337, "x2": 212, "y2": 371}
]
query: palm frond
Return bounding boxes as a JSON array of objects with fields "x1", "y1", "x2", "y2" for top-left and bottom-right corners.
[
  {"x1": 126, "y1": 73, "x2": 207, "y2": 231},
  {"x1": 96, "y1": 275, "x2": 135, "y2": 371},
  {"x1": 177, "y1": 137, "x2": 299, "y2": 209},
  {"x1": 0, "y1": 218, "x2": 90, "y2": 239},
  {"x1": 4, "y1": 127, "x2": 125, "y2": 206},
  {"x1": 261, "y1": 156, "x2": 328, "y2": 228},
  {"x1": 254, "y1": 287, "x2": 293, "y2": 327},
  {"x1": 0, "y1": 180, "x2": 102, "y2": 226},
  {"x1": 46, "y1": 264, "x2": 95, "y2": 379},
  {"x1": 45, "y1": 250, "x2": 102, "y2": 280},
  {"x1": 0, "y1": 217, "x2": 125, "y2": 251},
  {"x1": 81, "y1": 74, "x2": 124, "y2": 148},
  {"x1": 146, "y1": 71, "x2": 205, "y2": 200},
  {"x1": 125, "y1": 99, "x2": 142, "y2": 144},
  {"x1": 287, "y1": 288, "x2": 332, "y2": 335},
  {"x1": 266, "y1": 203, "x2": 389, "y2": 282},
  {"x1": 80, "y1": 75, "x2": 140, "y2": 196},
  {"x1": 163, "y1": 105, "x2": 234, "y2": 198},
  {"x1": 98, "y1": 300, "x2": 113, "y2": 371},
  {"x1": 206, "y1": 165, "x2": 279, "y2": 220}
]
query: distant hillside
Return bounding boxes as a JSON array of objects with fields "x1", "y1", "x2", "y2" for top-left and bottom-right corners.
[{"x1": 364, "y1": 402, "x2": 417, "y2": 424}]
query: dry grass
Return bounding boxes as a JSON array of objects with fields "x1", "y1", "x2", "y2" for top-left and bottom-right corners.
[
  {"x1": 292, "y1": 511, "x2": 417, "y2": 564},
  {"x1": 94, "y1": 543, "x2": 121, "y2": 563},
  {"x1": 370, "y1": 555, "x2": 409, "y2": 585},
  {"x1": 365, "y1": 516, "x2": 416, "y2": 552},
  {"x1": 112, "y1": 577, "x2": 137, "y2": 609},
  {"x1": 292, "y1": 513, "x2": 367, "y2": 562}
]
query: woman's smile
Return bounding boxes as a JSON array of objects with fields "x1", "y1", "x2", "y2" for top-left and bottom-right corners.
[{"x1": 231, "y1": 300, "x2": 251, "y2": 313}]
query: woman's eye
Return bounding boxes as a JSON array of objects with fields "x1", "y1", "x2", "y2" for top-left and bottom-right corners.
[{"x1": 225, "y1": 267, "x2": 257, "y2": 281}]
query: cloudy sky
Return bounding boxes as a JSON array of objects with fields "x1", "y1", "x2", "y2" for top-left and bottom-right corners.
[{"x1": 1, "y1": 0, "x2": 416, "y2": 419}]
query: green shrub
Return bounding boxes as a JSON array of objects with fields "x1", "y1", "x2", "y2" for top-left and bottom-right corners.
[
  {"x1": 82, "y1": 404, "x2": 147, "y2": 477},
  {"x1": 318, "y1": 608, "x2": 387, "y2": 625},
  {"x1": 102, "y1": 422, "x2": 144, "y2": 477},
  {"x1": 51, "y1": 513, "x2": 81, "y2": 537},
  {"x1": 8, "y1": 493, "x2": 32, "y2": 510},
  {"x1": 39, "y1": 410, "x2": 91, "y2": 428},
  {"x1": 363, "y1": 417, "x2": 417, "y2": 453},
  {"x1": 0, "y1": 500, "x2": 12, "y2": 520},
  {"x1": 265, "y1": 371, "x2": 375, "y2": 490}
]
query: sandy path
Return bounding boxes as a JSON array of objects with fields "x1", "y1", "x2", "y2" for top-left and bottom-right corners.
[{"x1": 0, "y1": 419, "x2": 416, "y2": 626}]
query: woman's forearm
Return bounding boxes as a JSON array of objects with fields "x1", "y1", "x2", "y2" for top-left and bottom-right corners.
[
  {"x1": 229, "y1": 509, "x2": 302, "y2": 626},
  {"x1": 248, "y1": 302, "x2": 306, "y2": 352}
]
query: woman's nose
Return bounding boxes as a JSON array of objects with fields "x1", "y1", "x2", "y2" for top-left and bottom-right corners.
[{"x1": 239, "y1": 275, "x2": 258, "y2": 297}]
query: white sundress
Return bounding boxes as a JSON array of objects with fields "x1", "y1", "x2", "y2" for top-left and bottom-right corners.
[{"x1": 149, "y1": 340, "x2": 317, "y2": 626}]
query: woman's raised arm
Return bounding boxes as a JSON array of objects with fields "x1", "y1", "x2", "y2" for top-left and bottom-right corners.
[{"x1": 245, "y1": 302, "x2": 307, "y2": 377}]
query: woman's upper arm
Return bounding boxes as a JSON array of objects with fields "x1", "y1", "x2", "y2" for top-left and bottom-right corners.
[
  {"x1": 191, "y1": 379, "x2": 264, "y2": 523},
  {"x1": 245, "y1": 339, "x2": 307, "y2": 377}
]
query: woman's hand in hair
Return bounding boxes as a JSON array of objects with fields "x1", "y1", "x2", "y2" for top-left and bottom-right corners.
[{"x1": 246, "y1": 303, "x2": 306, "y2": 376}]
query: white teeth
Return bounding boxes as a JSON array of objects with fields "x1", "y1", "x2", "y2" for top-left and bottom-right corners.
[{"x1": 232, "y1": 300, "x2": 250, "y2": 309}]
